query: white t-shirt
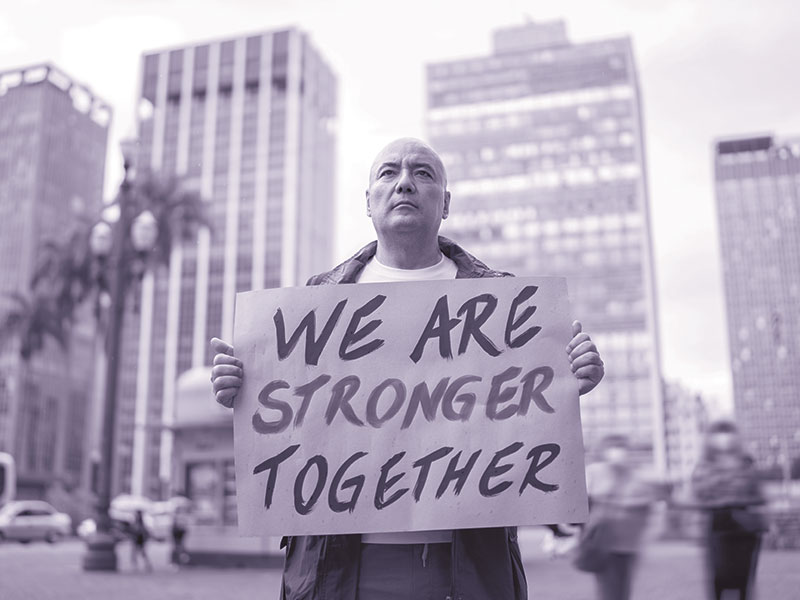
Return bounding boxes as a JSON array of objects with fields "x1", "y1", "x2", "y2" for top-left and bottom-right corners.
[
  {"x1": 357, "y1": 252, "x2": 457, "y2": 544},
  {"x1": 356, "y1": 253, "x2": 458, "y2": 283}
]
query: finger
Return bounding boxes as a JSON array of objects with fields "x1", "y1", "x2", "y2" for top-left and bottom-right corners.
[
  {"x1": 569, "y1": 340, "x2": 598, "y2": 361},
  {"x1": 212, "y1": 375, "x2": 242, "y2": 392},
  {"x1": 575, "y1": 365, "x2": 604, "y2": 382},
  {"x1": 213, "y1": 353, "x2": 243, "y2": 367},
  {"x1": 570, "y1": 352, "x2": 603, "y2": 371},
  {"x1": 212, "y1": 364, "x2": 243, "y2": 379},
  {"x1": 572, "y1": 320, "x2": 582, "y2": 338},
  {"x1": 210, "y1": 337, "x2": 234, "y2": 356},
  {"x1": 566, "y1": 332, "x2": 591, "y2": 353},
  {"x1": 216, "y1": 388, "x2": 237, "y2": 408}
]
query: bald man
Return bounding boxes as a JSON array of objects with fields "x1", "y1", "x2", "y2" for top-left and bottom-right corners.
[{"x1": 211, "y1": 138, "x2": 604, "y2": 600}]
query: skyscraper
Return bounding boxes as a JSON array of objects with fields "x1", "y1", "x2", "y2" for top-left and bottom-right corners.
[
  {"x1": 662, "y1": 380, "x2": 707, "y2": 483},
  {"x1": 115, "y1": 29, "x2": 337, "y2": 497},
  {"x1": 714, "y1": 134, "x2": 800, "y2": 471},
  {"x1": 426, "y1": 21, "x2": 665, "y2": 468},
  {"x1": 0, "y1": 64, "x2": 110, "y2": 498}
]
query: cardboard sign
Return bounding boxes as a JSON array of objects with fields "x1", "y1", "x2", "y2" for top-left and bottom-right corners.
[{"x1": 232, "y1": 276, "x2": 588, "y2": 536}]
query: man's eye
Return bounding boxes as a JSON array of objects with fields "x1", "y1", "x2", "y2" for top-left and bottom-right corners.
[
  {"x1": 417, "y1": 170, "x2": 432, "y2": 178},
  {"x1": 379, "y1": 169, "x2": 394, "y2": 178}
]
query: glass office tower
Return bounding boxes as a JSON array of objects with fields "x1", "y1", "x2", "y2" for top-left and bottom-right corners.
[
  {"x1": 427, "y1": 21, "x2": 665, "y2": 467},
  {"x1": 0, "y1": 64, "x2": 109, "y2": 499},
  {"x1": 715, "y1": 134, "x2": 800, "y2": 472}
]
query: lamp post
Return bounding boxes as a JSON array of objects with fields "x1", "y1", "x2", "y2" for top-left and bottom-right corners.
[{"x1": 82, "y1": 140, "x2": 159, "y2": 571}]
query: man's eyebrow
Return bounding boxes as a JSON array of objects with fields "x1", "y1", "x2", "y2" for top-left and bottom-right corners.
[{"x1": 411, "y1": 161, "x2": 437, "y2": 171}]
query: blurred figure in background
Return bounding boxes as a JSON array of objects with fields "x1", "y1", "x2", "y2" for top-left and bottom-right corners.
[
  {"x1": 171, "y1": 504, "x2": 191, "y2": 566},
  {"x1": 130, "y1": 509, "x2": 153, "y2": 572},
  {"x1": 692, "y1": 420, "x2": 765, "y2": 600},
  {"x1": 541, "y1": 523, "x2": 580, "y2": 558},
  {"x1": 577, "y1": 434, "x2": 660, "y2": 600}
]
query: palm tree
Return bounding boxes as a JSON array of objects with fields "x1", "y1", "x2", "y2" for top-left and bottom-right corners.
[
  {"x1": 0, "y1": 292, "x2": 69, "y2": 361},
  {"x1": 128, "y1": 168, "x2": 208, "y2": 268},
  {"x1": 1, "y1": 168, "x2": 208, "y2": 360}
]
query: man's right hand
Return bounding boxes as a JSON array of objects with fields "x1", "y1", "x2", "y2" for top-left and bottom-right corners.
[{"x1": 210, "y1": 337, "x2": 243, "y2": 408}]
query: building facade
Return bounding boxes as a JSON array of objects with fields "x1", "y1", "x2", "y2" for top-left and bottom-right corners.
[
  {"x1": 426, "y1": 21, "x2": 665, "y2": 468},
  {"x1": 662, "y1": 380, "x2": 708, "y2": 484},
  {"x1": 714, "y1": 134, "x2": 800, "y2": 472},
  {"x1": 0, "y1": 64, "x2": 110, "y2": 501},
  {"x1": 113, "y1": 29, "x2": 337, "y2": 505}
]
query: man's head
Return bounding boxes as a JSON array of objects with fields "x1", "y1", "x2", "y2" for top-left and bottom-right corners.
[{"x1": 366, "y1": 137, "x2": 450, "y2": 240}]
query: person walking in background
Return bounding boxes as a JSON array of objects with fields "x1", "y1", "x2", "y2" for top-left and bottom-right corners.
[
  {"x1": 541, "y1": 524, "x2": 580, "y2": 558},
  {"x1": 130, "y1": 509, "x2": 153, "y2": 572},
  {"x1": 693, "y1": 420, "x2": 765, "y2": 600},
  {"x1": 577, "y1": 434, "x2": 660, "y2": 600},
  {"x1": 171, "y1": 505, "x2": 191, "y2": 566}
]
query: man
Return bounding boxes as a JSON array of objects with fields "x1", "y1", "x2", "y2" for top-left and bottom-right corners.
[{"x1": 210, "y1": 138, "x2": 604, "y2": 599}]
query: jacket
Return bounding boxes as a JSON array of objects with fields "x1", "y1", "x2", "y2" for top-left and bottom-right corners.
[
  {"x1": 691, "y1": 454, "x2": 766, "y2": 536},
  {"x1": 280, "y1": 236, "x2": 527, "y2": 600}
]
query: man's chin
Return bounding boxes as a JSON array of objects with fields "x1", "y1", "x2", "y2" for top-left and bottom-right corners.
[{"x1": 381, "y1": 215, "x2": 431, "y2": 234}]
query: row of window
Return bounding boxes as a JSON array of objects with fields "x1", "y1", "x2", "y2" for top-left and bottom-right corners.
[
  {"x1": 430, "y1": 113, "x2": 634, "y2": 140},
  {"x1": 429, "y1": 41, "x2": 627, "y2": 79},
  {"x1": 428, "y1": 84, "x2": 634, "y2": 122},
  {"x1": 447, "y1": 163, "x2": 640, "y2": 196},
  {"x1": 449, "y1": 208, "x2": 643, "y2": 233},
  {"x1": 716, "y1": 144, "x2": 800, "y2": 166},
  {"x1": 441, "y1": 136, "x2": 636, "y2": 175}
]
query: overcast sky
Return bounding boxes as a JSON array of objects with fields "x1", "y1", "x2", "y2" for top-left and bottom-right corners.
[{"x1": 3, "y1": 0, "x2": 799, "y2": 412}]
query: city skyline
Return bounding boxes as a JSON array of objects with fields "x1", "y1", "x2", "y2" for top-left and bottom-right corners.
[{"x1": 4, "y1": 0, "x2": 800, "y2": 414}]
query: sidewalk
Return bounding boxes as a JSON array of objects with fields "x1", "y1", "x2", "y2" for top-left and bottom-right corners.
[
  {"x1": 0, "y1": 540, "x2": 282, "y2": 600},
  {"x1": 2, "y1": 534, "x2": 798, "y2": 599},
  {"x1": 519, "y1": 528, "x2": 800, "y2": 600}
]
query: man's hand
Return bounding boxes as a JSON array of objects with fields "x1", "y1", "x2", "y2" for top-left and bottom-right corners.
[
  {"x1": 210, "y1": 337, "x2": 243, "y2": 408},
  {"x1": 566, "y1": 320, "x2": 604, "y2": 395}
]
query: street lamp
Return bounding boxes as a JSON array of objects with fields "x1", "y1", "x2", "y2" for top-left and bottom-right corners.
[{"x1": 82, "y1": 140, "x2": 159, "y2": 571}]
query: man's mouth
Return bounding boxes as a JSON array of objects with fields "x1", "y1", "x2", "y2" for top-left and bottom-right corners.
[{"x1": 393, "y1": 200, "x2": 416, "y2": 209}]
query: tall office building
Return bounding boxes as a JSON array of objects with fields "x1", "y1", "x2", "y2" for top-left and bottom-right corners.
[
  {"x1": 114, "y1": 29, "x2": 337, "y2": 498},
  {"x1": 427, "y1": 21, "x2": 665, "y2": 468},
  {"x1": 662, "y1": 380, "x2": 707, "y2": 483},
  {"x1": 714, "y1": 134, "x2": 800, "y2": 471},
  {"x1": 0, "y1": 64, "x2": 110, "y2": 498}
]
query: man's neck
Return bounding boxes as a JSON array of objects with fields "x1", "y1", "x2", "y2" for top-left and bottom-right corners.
[{"x1": 374, "y1": 233, "x2": 442, "y2": 269}]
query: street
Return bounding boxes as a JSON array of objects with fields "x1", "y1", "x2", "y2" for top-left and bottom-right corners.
[{"x1": 1, "y1": 532, "x2": 799, "y2": 599}]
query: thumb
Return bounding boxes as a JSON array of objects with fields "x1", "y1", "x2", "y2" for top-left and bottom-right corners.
[
  {"x1": 210, "y1": 337, "x2": 233, "y2": 356},
  {"x1": 572, "y1": 320, "x2": 582, "y2": 338}
]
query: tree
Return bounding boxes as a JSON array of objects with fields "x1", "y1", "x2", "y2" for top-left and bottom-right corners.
[
  {"x1": 0, "y1": 292, "x2": 69, "y2": 361},
  {"x1": 1, "y1": 168, "x2": 207, "y2": 359}
]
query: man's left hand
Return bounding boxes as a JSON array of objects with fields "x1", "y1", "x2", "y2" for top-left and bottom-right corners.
[{"x1": 566, "y1": 320, "x2": 604, "y2": 395}]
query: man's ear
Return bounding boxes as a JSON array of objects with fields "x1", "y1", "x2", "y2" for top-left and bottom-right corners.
[
  {"x1": 365, "y1": 189, "x2": 371, "y2": 217},
  {"x1": 442, "y1": 190, "x2": 451, "y2": 219}
]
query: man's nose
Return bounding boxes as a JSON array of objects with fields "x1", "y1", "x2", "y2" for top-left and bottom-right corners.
[{"x1": 395, "y1": 169, "x2": 416, "y2": 194}]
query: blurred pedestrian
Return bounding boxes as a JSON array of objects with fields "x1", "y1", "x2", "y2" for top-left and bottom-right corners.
[
  {"x1": 130, "y1": 509, "x2": 152, "y2": 572},
  {"x1": 692, "y1": 420, "x2": 765, "y2": 600},
  {"x1": 541, "y1": 524, "x2": 579, "y2": 558},
  {"x1": 171, "y1": 505, "x2": 190, "y2": 566},
  {"x1": 576, "y1": 434, "x2": 659, "y2": 600}
]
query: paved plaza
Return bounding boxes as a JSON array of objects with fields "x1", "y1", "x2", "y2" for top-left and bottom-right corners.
[{"x1": 1, "y1": 532, "x2": 798, "y2": 599}]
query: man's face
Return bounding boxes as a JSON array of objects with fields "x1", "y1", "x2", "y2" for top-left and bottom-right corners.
[{"x1": 366, "y1": 138, "x2": 451, "y2": 237}]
